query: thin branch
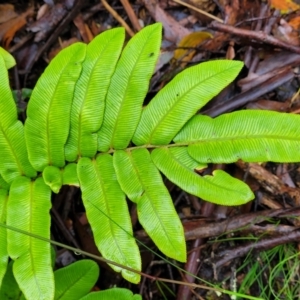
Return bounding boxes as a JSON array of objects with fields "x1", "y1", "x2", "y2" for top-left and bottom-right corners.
[{"x1": 173, "y1": 0, "x2": 223, "y2": 23}]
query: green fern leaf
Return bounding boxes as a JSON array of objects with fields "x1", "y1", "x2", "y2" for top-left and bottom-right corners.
[
  {"x1": 0, "y1": 261, "x2": 22, "y2": 299},
  {"x1": 151, "y1": 147, "x2": 254, "y2": 205},
  {"x1": 0, "y1": 122, "x2": 37, "y2": 183},
  {"x1": 54, "y1": 260, "x2": 99, "y2": 300},
  {"x1": 80, "y1": 288, "x2": 142, "y2": 300},
  {"x1": 62, "y1": 163, "x2": 79, "y2": 186},
  {"x1": 0, "y1": 189, "x2": 8, "y2": 288},
  {"x1": 97, "y1": 23, "x2": 162, "y2": 151},
  {"x1": 43, "y1": 165, "x2": 62, "y2": 193},
  {"x1": 133, "y1": 60, "x2": 243, "y2": 145},
  {"x1": 113, "y1": 149, "x2": 186, "y2": 262},
  {"x1": 168, "y1": 147, "x2": 207, "y2": 170},
  {"x1": 0, "y1": 47, "x2": 15, "y2": 69},
  {"x1": 0, "y1": 55, "x2": 17, "y2": 129},
  {"x1": 77, "y1": 155, "x2": 141, "y2": 283},
  {"x1": 0, "y1": 175, "x2": 9, "y2": 190},
  {"x1": 174, "y1": 110, "x2": 300, "y2": 163},
  {"x1": 7, "y1": 177, "x2": 53, "y2": 299},
  {"x1": 0, "y1": 55, "x2": 36, "y2": 182},
  {"x1": 65, "y1": 28, "x2": 125, "y2": 161},
  {"x1": 25, "y1": 43, "x2": 86, "y2": 171}
]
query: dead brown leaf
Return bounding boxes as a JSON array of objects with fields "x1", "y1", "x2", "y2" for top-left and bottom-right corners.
[
  {"x1": 173, "y1": 31, "x2": 212, "y2": 67},
  {"x1": 0, "y1": 4, "x2": 18, "y2": 23},
  {"x1": 289, "y1": 15, "x2": 300, "y2": 31},
  {"x1": 73, "y1": 13, "x2": 94, "y2": 43},
  {"x1": 0, "y1": 7, "x2": 33, "y2": 49},
  {"x1": 269, "y1": 0, "x2": 300, "y2": 13}
]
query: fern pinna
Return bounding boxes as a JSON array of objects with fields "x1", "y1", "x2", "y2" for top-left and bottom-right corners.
[{"x1": 1, "y1": 23, "x2": 300, "y2": 299}]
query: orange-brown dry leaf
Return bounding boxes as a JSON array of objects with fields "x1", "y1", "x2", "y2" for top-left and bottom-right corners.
[
  {"x1": 89, "y1": 20, "x2": 101, "y2": 36},
  {"x1": 289, "y1": 15, "x2": 300, "y2": 30},
  {"x1": 0, "y1": 8, "x2": 33, "y2": 49},
  {"x1": 269, "y1": 0, "x2": 300, "y2": 13},
  {"x1": 73, "y1": 13, "x2": 94, "y2": 43},
  {"x1": 0, "y1": 4, "x2": 18, "y2": 23},
  {"x1": 173, "y1": 31, "x2": 212, "y2": 67}
]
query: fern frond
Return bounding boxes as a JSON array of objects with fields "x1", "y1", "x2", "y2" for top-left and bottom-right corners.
[
  {"x1": 114, "y1": 149, "x2": 186, "y2": 262},
  {"x1": 43, "y1": 166, "x2": 62, "y2": 193},
  {"x1": 0, "y1": 175, "x2": 9, "y2": 190},
  {"x1": 65, "y1": 28, "x2": 125, "y2": 161},
  {"x1": 0, "y1": 189, "x2": 8, "y2": 288},
  {"x1": 77, "y1": 155, "x2": 141, "y2": 283},
  {"x1": 54, "y1": 260, "x2": 99, "y2": 299},
  {"x1": 97, "y1": 23, "x2": 162, "y2": 151},
  {"x1": 25, "y1": 43, "x2": 86, "y2": 171},
  {"x1": 133, "y1": 60, "x2": 243, "y2": 145},
  {"x1": 152, "y1": 147, "x2": 254, "y2": 205},
  {"x1": 62, "y1": 163, "x2": 79, "y2": 186},
  {"x1": 7, "y1": 177, "x2": 53, "y2": 299},
  {"x1": 80, "y1": 288, "x2": 142, "y2": 300},
  {"x1": 0, "y1": 48, "x2": 15, "y2": 69},
  {"x1": 0, "y1": 55, "x2": 36, "y2": 182},
  {"x1": 174, "y1": 110, "x2": 300, "y2": 163},
  {"x1": 0, "y1": 55, "x2": 17, "y2": 129},
  {"x1": 0, "y1": 121, "x2": 36, "y2": 183},
  {"x1": 168, "y1": 147, "x2": 207, "y2": 170}
]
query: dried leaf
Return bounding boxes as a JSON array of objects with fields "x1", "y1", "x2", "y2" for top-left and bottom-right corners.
[
  {"x1": 173, "y1": 31, "x2": 212, "y2": 67},
  {"x1": 0, "y1": 8, "x2": 33, "y2": 49},
  {"x1": 73, "y1": 14, "x2": 94, "y2": 43},
  {"x1": 289, "y1": 15, "x2": 300, "y2": 30},
  {"x1": 0, "y1": 4, "x2": 17, "y2": 24},
  {"x1": 269, "y1": 0, "x2": 300, "y2": 13}
]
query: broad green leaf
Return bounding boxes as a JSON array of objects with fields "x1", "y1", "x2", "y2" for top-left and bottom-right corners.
[
  {"x1": 7, "y1": 177, "x2": 53, "y2": 300},
  {"x1": 0, "y1": 121, "x2": 36, "y2": 183},
  {"x1": 25, "y1": 43, "x2": 86, "y2": 171},
  {"x1": 113, "y1": 149, "x2": 186, "y2": 262},
  {"x1": 65, "y1": 28, "x2": 125, "y2": 161},
  {"x1": 133, "y1": 60, "x2": 243, "y2": 145},
  {"x1": 0, "y1": 54, "x2": 36, "y2": 182},
  {"x1": 98, "y1": 23, "x2": 162, "y2": 151},
  {"x1": 0, "y1": 175, "x2": 9, "y2": 190},
  {"x1": 0, "y1": 47, "x2": 16, "y2": 69},
  {"x1": 54, "y1": 260, "x2": 99, "y2": 300},
  {"x1": 0, "y1": 189, "x2": 8, "y2": 287},
  {"x1": 174, "y1": 110, "x2": 300, "y2": 163},
  {"x1": 62, "y1": 163, "x2": 79, "y2": 186},
  {"x1": 0, "y1": 54, "x2": 17, "y2": 129},
  {"x1": 0, "y1": 261, "x2": 22, "y2": 299},
  {"x1": 169, "y1": 147, "x2": 207, "y2": 170},
  {"x1": 151, "y1": 147, "x2": 254, "y2": 205},
  {"x1": 43, "y1": 165, "x2": 62, "y2": 193},
  {"x1": 77, "y1": 155, "x2": 141, "y2": 283},
  {"x1": 80, "y1": 288, "x2": 142, "y2": 300}
]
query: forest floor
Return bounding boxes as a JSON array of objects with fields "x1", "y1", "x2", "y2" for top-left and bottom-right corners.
[{"x1": 2, "y1": 0, "x2": 300, "y2": 299}]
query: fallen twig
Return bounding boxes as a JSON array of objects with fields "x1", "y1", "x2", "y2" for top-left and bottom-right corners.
[{"x1": 208, "y1": 21, "x2": 300, "y2": 54}]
